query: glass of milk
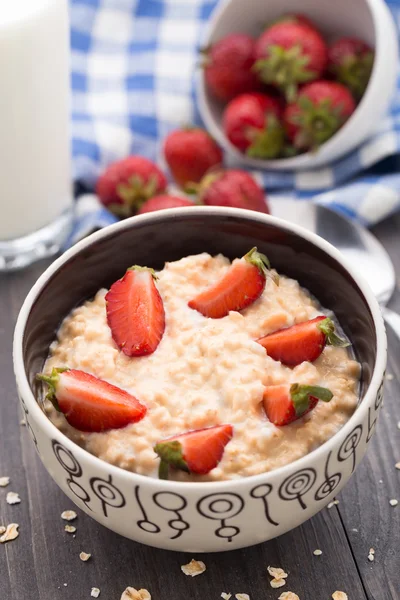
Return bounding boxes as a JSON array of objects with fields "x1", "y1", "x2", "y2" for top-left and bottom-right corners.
[{"x1": 0, "y1": 0, "x2": 73, "y2": 271}]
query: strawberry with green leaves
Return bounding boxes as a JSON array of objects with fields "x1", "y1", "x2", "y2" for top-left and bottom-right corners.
[
  {"x1": 328, "y1": 37, "x2": 374, "y2": 100},
  {"x1": 223, "y1": 92, "x2": 284, "y2": 159},
  {"x1": 106, "y1": 266, "x2": 165, "y2": 357},
  {"x1": 283, "y1": 80, "x2": 356, "y2": 151},
  {"x1": 154, "y1": 424, "x2": 233, "y2": 479},
  {"x1": 195, "y1": 169, "x2": 270, "y2": 213},
  {"x1": 37, "y1": 368, "x2": 147, "y2": 432},
  {"x1": 254, "y1": 20, "x2": 328, "y2": 101},
  {"x1": 257, "y1": 315, "x2": 350, "y2": 366},
  {"x1": 263, "y1": 383, "x2": 333, "y2": 426},
  {"x1": 188, "y1": 247, "x2": 277, "y2": 319}
]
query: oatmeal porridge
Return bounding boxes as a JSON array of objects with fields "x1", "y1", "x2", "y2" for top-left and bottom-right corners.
[{"x1": 40, "y1": 251, "x2": 360, "y2": 482}]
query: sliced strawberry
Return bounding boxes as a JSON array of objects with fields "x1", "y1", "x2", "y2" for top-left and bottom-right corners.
[
  {"x1": 154, "y1": 424, "x2": 233, "y2": 478},
  {"x1": 257, "y1": 316, "x2": 349, "y2": 366},
  {"x1": 106, "y1": 266, "x2": 165, "y2": 357},
  {"x1": 37, "y1": 368, "x2": 147, "y2": 432},
  {"x1": 262, "y1": 383, "x2": 333, "y2": 426},
  {"x1": 188, "y1": 247, "x2": 277, "y2": 319}
]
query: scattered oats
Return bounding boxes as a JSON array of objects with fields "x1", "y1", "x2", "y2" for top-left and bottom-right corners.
[
  {"x1": 351, "y1": 528, "x2": 358, "y2": 532},
  {"x1": 181, "y1": 559, "x2": 206, "y2": 577},
  {"x1": 395, "y1": 462, "x2": 400, "y2": 470},
  {"x1": 64, "y1": 524, "x2": 76, "y2": 533},
  {"x1": 61, "y1": 510, "x2": 77, "y2": 521},
  {"x1": 91, "y1": 588, "x2": 100, "y2": 598},
  {"x1": 389, "y1": 499, "x2": 398, "y2": 506},
  {"x1": 235, "y1": 595, "x2": 250, "y2": 600},
  {"x1": 267, "y1": 566, "x2": 288, "y2": 579},
  {"x1": 79, "y1": 552, "x2": 91, "y2": 562},
  {"x1": 369, "y1": 547, "x2": 375, "y2": 555},
  {"x1": 397, "y1": 421, "x2": 400, "y2": 430},
  {"x1": 20, "y1": 418, "x2": 26, "y2": 426},
  {"x1": 279, "y1": 593, "x2": 300, "y2": 600},
  {"x1": 368, "y1": 553, "x2": 374, "y2": 562},
  {"x1": 332, "y1": 592, "x2": 348, "y2": 600},
  {"x1": 221, "y1": 594, "x2": 232, "y2": 600},
  {"x1": 6, "y1": 492, "x2": 21, "y2": 505},
  {"x1": 0, "y1": 526, "x2": 5, "y2": 535},
  {"x1": 64, "y1": 584, "x2": 68, "y2": 587},
  {"x1": 327, "y1": 499, "x2": 340, "y2": 509},
  {"x1": 313, "y1": 549, "x2": 323, "y2": 556},
  {"x1": 0, "y1": 476, "x2": 10, "y2": 487},
  {"x1": 386, "y1": 373, "x2": 394, "y2": 381},
  {"x1": 0, "y1": 523, "x2": 19, "y2": 543},
  {"x1": 270, "y1": 579, "x2": 286, "y2": 589},
  {"x1": 120, "y1": 588, "x2": 151, "y2": 600}
]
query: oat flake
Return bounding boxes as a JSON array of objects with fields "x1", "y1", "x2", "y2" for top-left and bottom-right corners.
[
  {"x1": 369, "y1": 548, "x2": 375, "y2": 555},
  {"x1": 221, "y1": 594, "x2": 232, "y2": 600},
  {"x1": 0, "y1": 526, "x2": 6, "y2": 535},
  {"x1": 235, "y1": 595, "x2": 250, "y2": 600},
  {"x1": 0, "y1": 477, "x2": 10, "y2": 487},
  {"x1": 313, "y1": 549, "x2": 323, "y2": 556},
  {"x1": 181, "y1": 559, "x2": 206, "y2": 577},
  {"x1": 65, "y1": 525, "x2": 76, "y2": 533},
  {"x1": 332, "y1": 592, "x2": 348, "y2": 600},
  {"x1": 0, "y1": 523, "x2": 19, "y2": 543},
  {"x1": 6, "y1": 492, "x2": 21, "y2": 505},
  {"x1": 386, "y1": 373, "x2": 394, "y2": 381},
  {"x1": 120, "y1": 588, "x2": 151, "y2": 600},
  {"x1": 328, "y1": 499, "x2": 339, "y2": 509},
  {"x1": 267, "y1": 566, "x2": 288, "y2": 579},
  {"x1": 80, "y1": 552, "x2": 91, "y2": 562},
  {"x1": 271, "y1": 579, "x2": 286, "y2": 589},
  {"x1": 279, "y1": 593, "x2": 300, "y2": 600},
  {"x1": 61, "y1": 510, "x2": 77, "y2": 521},
  {"x1": 389, "y1": 499, "x2": 398, "y2": 506},
  {"x1": 395, "y1": 462, "x2": 400, "y2": 470},
  {"x1": 91, "y1": 588, "x2": 100, "y2": 598}
]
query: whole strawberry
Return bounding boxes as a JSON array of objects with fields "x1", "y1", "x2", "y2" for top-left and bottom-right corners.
[
  {"x1": 274, "y1": 13, "x2": 316, "y2": 28},
  {"x1": 283, "y1": 81, "x2": 356, "y2": 151},
  {"x1": 223, "y1": 92, "x2": 284, "y2": 159},
  {"x1": 254, "y1": 20, "x2": 328, "y2": 101},
  {"x1": 198, "y1": 169, "x2": 269, "y2": 213},
  {"x1": 96, "y1": 156, "x2": 167, "y2": 218},
  {"x1": 328, "y1": 37, "x2": 374, "y2": 100},
  {"x1": 164, "y1": 127, "x2": 223, "y2": 188},
  {"x1": 138, "y1": 195, "x2": 194, "y2": 214},
  {"x1": 203, "y1": 33, "x2": 262, "y2": 102}
]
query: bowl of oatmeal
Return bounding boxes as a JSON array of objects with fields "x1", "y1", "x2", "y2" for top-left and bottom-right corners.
[{"x1": 13, "y1": 207, "x2": 386, "y2": 552}]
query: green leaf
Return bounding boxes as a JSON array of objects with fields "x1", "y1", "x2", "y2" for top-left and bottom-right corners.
[
  {"x1": 290, "y1": 383, "x2": 333, "y2": 417},
  {"x1": 318, "y1": 317, "x2": 350, "y2": 348}
]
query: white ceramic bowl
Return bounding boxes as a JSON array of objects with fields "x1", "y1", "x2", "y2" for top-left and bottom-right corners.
[
  {"x1": 13, "y1": 207, "x2": 387, "y2": 552},
  {"x1": 197, "y1": 0, "x2": 398, "y2": 170}
]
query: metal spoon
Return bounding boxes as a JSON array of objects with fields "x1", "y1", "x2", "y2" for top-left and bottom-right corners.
[{"x1": 270, "y1": 199, "x2": 400, "y2": 337}]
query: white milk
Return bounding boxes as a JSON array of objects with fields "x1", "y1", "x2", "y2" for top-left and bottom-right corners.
[{"x1": 0, "y1": 0, "x2": 72, "y2": 241}]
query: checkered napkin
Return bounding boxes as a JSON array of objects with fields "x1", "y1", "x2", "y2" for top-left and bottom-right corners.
[{"x1": 69, "y1": 0, "x2": 400, "y2": 246}]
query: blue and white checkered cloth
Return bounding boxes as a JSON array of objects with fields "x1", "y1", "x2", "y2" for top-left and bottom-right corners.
[{"x1": 69, "y1": 0, "x2": 400, "y2": 245}]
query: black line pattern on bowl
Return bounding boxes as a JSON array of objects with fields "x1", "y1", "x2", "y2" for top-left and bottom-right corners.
[
  {"x1": 19, "y1": 392, "x2": 38, "y2": 451},
  {"x1": 197, "y1": 493, "x2": 244, "y2": 542},
  {"x1": 249, "y1": 484, "x2": 279, "y2": 526},
  {"x1": 314, "y1": 451, "x2": 342, "y2": 501},
  {"x1": 89, "y1": 474, "x2": 125, "y2": 517},
  {"x1": 134, "y1": 485, "x2": 161, "y2": 534},
  {"x1": 52, "y1": 439, "x2": 92, "y2": 509},
  {"x1": 337, "y1": 424, "x2": 363, "y2": 473},
  {"x1": 374, "y1": 380, "x2": 384, "y2": 411},
  {"x1": 153, "y1": 492, "x2": 190, "y2": 539},
  {"x1": 279, "y1": 468, "x2": 317, "y2": 510}
]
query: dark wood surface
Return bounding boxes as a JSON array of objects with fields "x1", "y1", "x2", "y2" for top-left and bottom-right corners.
[{"x1": 1, "y1": 215, "x2": 399, "y2": 600}]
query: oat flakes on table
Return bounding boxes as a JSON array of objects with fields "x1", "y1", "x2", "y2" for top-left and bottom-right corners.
[
  {"x1": 181, "y1": 559, "x2": 206, "y2": 576},
  {"x1": 332, "y1": 592, "x2": 348, "y2": 600},
  {"x1": 6, "y1": 492, "x2": 21, "y2": 505},
  {"x1": 267, "y1": 566, "x2": 288, "y2": 579},
  {"x1": 0, "y1": 523, "x2": 19, "y2": 543},
  {"x1": 120, "y1": 588, "x2": 151, "y2": 600},
  {"x1": 235, "y1": 594, "x2": 250, "y2": 600},
  {"x1": 270, "y1": 579, "x2": 286, "y2": 589},
  {"x1": 79, "y1": 552, "x2": 91, "y2": 562},
  {"x1": 221, "y1": 594, "x2": 232, "y2": 600},
  {"x1": 279, "y1": 593, "x2": 300, "y2": 600},
  {"x1": 0, "y1": 526, "x2": 6, "y2": 535},
  {"x1": 313, "y1": 549, "x2": 323, "y2": 556},
  {"x1": 91, "y1": 588, "x2": 100, "y2": 598},
  {"x1": 64, "y1": 524, "x2": 76, "y2": 533},
  {"x1": 0, "y1": 476, "x2": 10, "y2": 487},
  {"x1": 389, "y1": 498, "x2": 398, "y2": 506},
  {"x1": 61, "y1": 510, "x2": 77, "y2": 521}
]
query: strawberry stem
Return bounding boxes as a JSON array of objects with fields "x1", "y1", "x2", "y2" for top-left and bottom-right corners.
[
  {"x1": 246, "y1": 114, "x2": 285, "y2": 160},
  {"x1": 244, "y1": 247, "x2": 279, "y2": 285},
  {"x1": 318, "y1": 317, "x2": 350, "y2": 347},
  {"x1": 290, "y1": 383, "x2": 333, "y2": 417},
  {"x1": 154, "y1": 440, "x2": 189, "y2": 476},
  {"x1": 127, "y1": 266, "x2": 158, "y2": 280},
  {"x1": 158, "y1": 460, "x2": 170, "y2": 480},
  {"x1": 36, "y1": 367, "x2": 69, "y2": 411}
]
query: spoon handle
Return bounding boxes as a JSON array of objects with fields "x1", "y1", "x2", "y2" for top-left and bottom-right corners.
[{"x1": 382, "y1": 306, "x2": 400, "y2": 341}]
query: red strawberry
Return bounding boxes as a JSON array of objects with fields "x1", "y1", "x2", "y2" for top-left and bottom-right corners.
[
  {"x1": 96, "y1": 156, "x2": 167, "y2": 218},
  {"x1": 262, "y1": 383, "x2": 333, "y2": 426},
  {"x1": 223, "y1": 92, "x2": 284, "y2": 159},
  {"x1": 257, "y1": 315, "x2": 349, "y2": 366},
  {"x1": 203, "y1": 33, "x2": 262, "y2": 102},
  {"x1": 138, "y1": 195, "x2": 194, "y2": 215},
  {"x1": 164, "y1": 127, "x2": 223, "y2": 188},
  {"x1": 188, "y1": 247, "x2": 276, "y2": 319},
  {"x1": 154, "y1": 424, "x2": 233, "y2": 478},
  {"x1": 273, "y1": 14, "x2": 317, "y2": 29},
  {"x1": 328, "y1": 37, "x2": 374, "y2": 100},
  {"x1": 106, "y1": 266, "x2": 165, "y2": 357},
  {"x1": 37, "y1": 368, "x2": 147, "y2": 432},
  {"x1": 283, "y1": 81, "x2": 356, "y2": 151},
  {"x1": 197, "y1": 169, "x2": 269, "y2": 213},
  {"x1": 254, "y1": 21, "x2": 328, "y2": 101}
]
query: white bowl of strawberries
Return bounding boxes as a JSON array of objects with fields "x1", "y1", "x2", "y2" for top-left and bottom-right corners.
[{"x1": 198, "y1": 0, "x2": 398, "y2": 169}]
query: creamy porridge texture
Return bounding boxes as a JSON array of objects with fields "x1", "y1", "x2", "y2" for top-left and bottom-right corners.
[{"x1": 43, "y1": 252, "x2": 360, "y2": 481}]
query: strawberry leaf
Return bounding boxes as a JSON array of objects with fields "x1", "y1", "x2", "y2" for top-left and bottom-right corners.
[
  {"x1": 154, "y1": 440, "x2": 189, "y2": 476},
  {"x1": 290, "y1": 383, "x2": 333, "y2": 416},
  {"x1": 318, "y1": 317, "x2": 350, "y2": 347}
]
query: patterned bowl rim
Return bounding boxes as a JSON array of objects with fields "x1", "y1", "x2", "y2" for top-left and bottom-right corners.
[{"x1": 13, "y1": 206, "x2": 387, "y2": 492}]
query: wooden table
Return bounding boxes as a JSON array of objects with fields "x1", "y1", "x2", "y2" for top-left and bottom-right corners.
[{"x1": 1, "y1": 215, "x2": 399, "y2": 600}]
